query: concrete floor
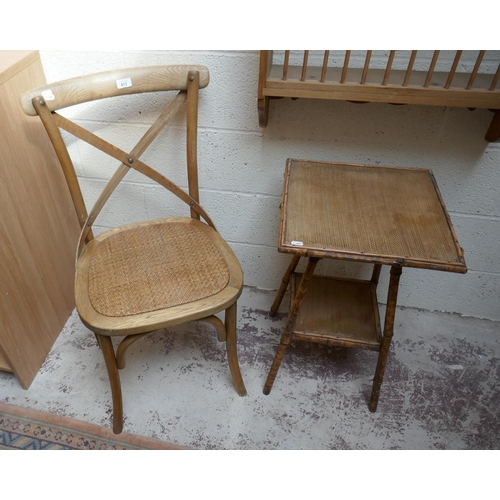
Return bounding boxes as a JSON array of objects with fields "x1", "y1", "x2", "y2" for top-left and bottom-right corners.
[{"x1": 0, "y1": 286, "x2": 499, "y2": 450}]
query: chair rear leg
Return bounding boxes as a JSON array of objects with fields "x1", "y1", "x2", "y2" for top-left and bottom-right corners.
[
  {"x1": 96, "y1": 334, "x2": 124, "y2": 434},
  {"x1": 225, "y1": 302, "x2": 247, "y2": 396}
]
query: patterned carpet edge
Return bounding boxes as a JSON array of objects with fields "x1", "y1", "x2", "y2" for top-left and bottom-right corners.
[{"x1": 0, "y1": 402, "x2": 188, "y2": 450}]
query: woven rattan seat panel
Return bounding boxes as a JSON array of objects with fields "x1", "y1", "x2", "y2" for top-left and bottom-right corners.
[
  {"x1": 88, "y1": 222, "x2": 230, "y2": 317},
  {"x1": 283, "y1": 161, "x2": 462, "y2": 265}
]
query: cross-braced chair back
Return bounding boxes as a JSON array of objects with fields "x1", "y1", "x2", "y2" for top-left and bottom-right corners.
[{"x1": 21, "y1": 66, "x2": 213, "y2": 252}]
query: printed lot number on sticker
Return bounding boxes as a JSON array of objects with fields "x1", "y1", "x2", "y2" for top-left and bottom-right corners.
[{"x1": 116, "y1": 77, "x2": 132, "y2": 89}]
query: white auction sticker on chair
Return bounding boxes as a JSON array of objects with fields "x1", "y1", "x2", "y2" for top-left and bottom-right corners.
[
  {"x1": 291, "y1": 240, "x2": 304, "y2": 246},
  {"x1": 116, "y1": 77, "x2": 132, "y2": 89},
  {"x1": 42, "y1": 89, "x2": 55, "y2": 101}
]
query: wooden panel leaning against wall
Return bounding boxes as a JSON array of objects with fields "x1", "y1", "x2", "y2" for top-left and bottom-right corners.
[{"x1": 0, "y1": 51, "x2": 81, "y2": 388}]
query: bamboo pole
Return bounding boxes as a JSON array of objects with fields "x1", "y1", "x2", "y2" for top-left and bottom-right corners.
[
  {"x1": 369, "y1": 265, "x2": 402, "y2": 412},
  {"x1": 270, "y1": 255, "x2": 301, "y2": 317},
  {"x1": 263, "y1": 257, "x2": 320, "y2": 395}
]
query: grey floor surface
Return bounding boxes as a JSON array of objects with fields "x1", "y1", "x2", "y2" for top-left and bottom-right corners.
[{"x1": 0, "y1": 286, "x2": 499, "y2": 450}]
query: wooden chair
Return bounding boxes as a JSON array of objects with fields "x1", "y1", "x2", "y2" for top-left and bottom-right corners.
[{"x1": 20, "y1": 65, "x2": 247, "y2": 434}]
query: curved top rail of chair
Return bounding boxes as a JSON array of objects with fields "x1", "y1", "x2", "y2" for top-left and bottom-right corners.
[{"x1": 20, "y1": 65, "x2": 210, "y2": 116}]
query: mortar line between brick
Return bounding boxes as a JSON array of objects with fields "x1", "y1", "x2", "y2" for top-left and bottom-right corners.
[{"x1": 449, "y1": 212, "x2": 500, "y2": 222}]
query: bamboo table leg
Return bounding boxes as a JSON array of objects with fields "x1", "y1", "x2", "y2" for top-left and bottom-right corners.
[
  {"x1": 371, "y1": 263, "x2": 382, "y2": 286},
  {"x1": 270, "y1": 254, "x2": 301, "y2": 317},
  {"x1": 369, "y1": 264, "x2": 402, "y2": 412},
  {"x1": 263, "y1": 257, "x2": 319, "y2": 395}
]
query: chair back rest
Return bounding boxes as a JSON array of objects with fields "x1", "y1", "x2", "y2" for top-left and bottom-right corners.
[{"x1": 20, "y1": 65, "x2": 214, "y2": 255}]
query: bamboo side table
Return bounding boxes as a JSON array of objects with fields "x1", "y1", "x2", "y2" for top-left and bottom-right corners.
[{"x1": 263, "y1": 159, "x2": 467, "y2": 412}]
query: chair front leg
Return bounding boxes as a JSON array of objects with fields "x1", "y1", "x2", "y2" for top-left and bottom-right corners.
[
  {"x1": 96, "y1": 334, "x2": 123, "y2": 434},
  {"x1": 225, "y1": 302, "x2": 247, "y2": 396}
]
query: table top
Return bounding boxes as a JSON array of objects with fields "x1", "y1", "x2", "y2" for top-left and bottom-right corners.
[{"x1": 279, "y1": 159, "x2": 467, "y2": 273}]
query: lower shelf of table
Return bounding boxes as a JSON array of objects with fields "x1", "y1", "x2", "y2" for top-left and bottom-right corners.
[{"x1": 290, "y1": 273, "x2": 382, "y2": 350}]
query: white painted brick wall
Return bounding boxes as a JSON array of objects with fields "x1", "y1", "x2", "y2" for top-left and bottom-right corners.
[{"x1": 38, "y1": 50, "x2": 500, "y2": 320}]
